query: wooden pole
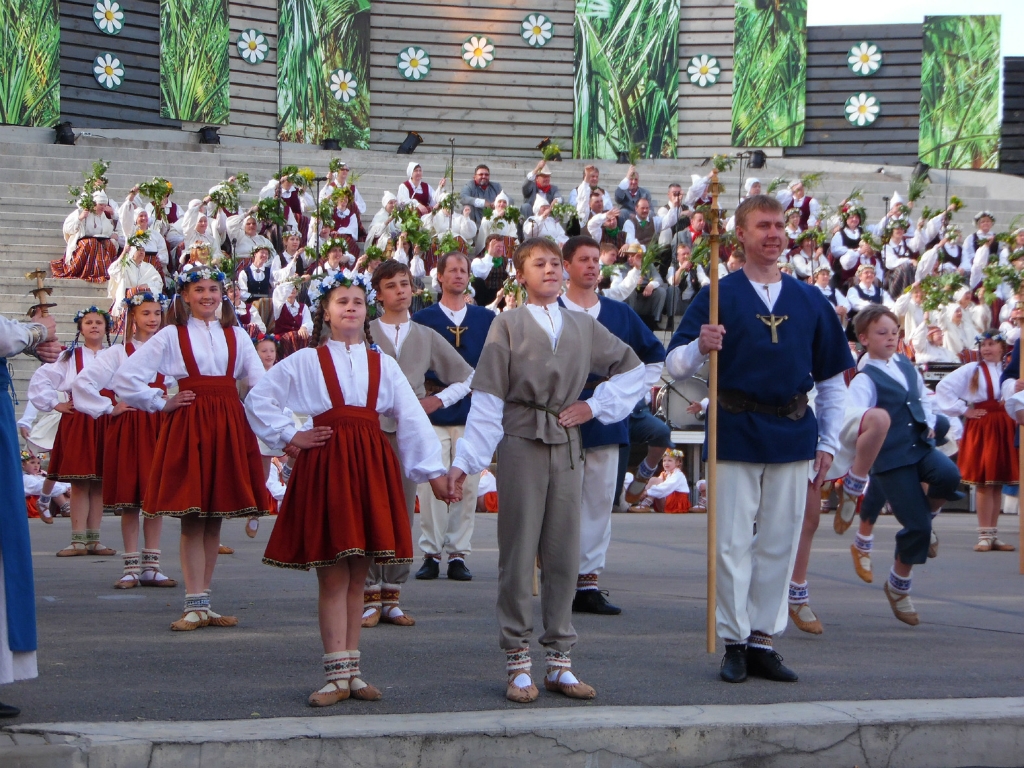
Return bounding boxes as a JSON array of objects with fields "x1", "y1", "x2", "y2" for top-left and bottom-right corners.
[
  {"x1": 706, "y1": 170, "x2": 721, "y2": 654},
  {"x1": 1019, "y1": 425, "x2": 1023, "y2": 575},
  {"x1": 533, "y1": 556, "x2": 540, "y2": 596},
  {"x1": 25, "y1": 269, "x2": 54, "y2": 317}
]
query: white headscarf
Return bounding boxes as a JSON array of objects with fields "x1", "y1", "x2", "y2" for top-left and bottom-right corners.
[
  {"x1": 406, "y1": 161, "x2": 421, "y2": 179},
  {"x1": 495, "y1": 191, "x2": 510, "y2": 204},
  {"x1": 382, "y1": 191, "x2": 397, "y2": 206},
  {"x1": 744, "y1": 178, "x2": 760, "y2": 194}
]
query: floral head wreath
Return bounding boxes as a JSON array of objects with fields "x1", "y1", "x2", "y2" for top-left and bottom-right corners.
[
  {"x1": 796, "y1": 229, "x2": 818, "y2": 244},
  {"x1": 126, "y1": 228, "x2": 149, "y2": 249},
  {"x1": 20, "y1": 450, "x2": 34, "y2": 462},
  {"x1": 253, "y1": 333, "x2": 279, "y2": 346},
  {"x1": 886, "y1": 217, "x2": 910, "y2": 233},
  {"x1": 784, "y1": 208, "x2": 800, "y2": 220},
  {"x1": 283, "y1": 229, "x2": 302, "y2": 240},
  {"x1": 74, "y1": 305, "x2": 112, "y2": 326},
  {"x1": 944, "y1": 224, "x2": 963, "y2": 241},
  {"x1": 841, "y1": 203, "x2": 867, "y2": 222},
  {"x1": 664, "y1": 449, "x2": 685, "y2": 462},
  {"x1": 189, "y1": 241, "x2": 212, "y2": 253},
  {"x1": 308, "y1": 269, "x2": 376, "y2": 310},
  {"x1": 176, "y1": 265, "x2": 226, "y2": 289},
  {"x1": 974, "y1": 210, "x2": 996, "y2": 223},
  {"x1": 320, "y1": 236, "x2": 349, "y2": 260},
  {"x1": 123, "y1": 291, "x2": 167, "y2": 311},
  {"x1": 976, "y1": 329, "x2": 1007, "y2": 346}
]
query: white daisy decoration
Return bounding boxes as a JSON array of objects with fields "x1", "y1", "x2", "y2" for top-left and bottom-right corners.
[
  {"x1": 463, "y1": 36, "x2": 495, "y2": 69},
  {"x1": 397, "y1": 47, "x2": 431, "y2": 80},
  {"x1": 93, "y1": 0, "x2": 124, "y2": 35},
  {"x1": 236, "y1": 29, "x2": 269, "y2": 65},
  {"x1": 845, "y1": 92, "x2": 880, "y2": 127},
  {"x1": 848, "y1": 42, "x2": 882, "y2": 76},
  {"x1": 687, "y1": 54, "x2": 720, "y2": 87},
  {"x1": 521, "y1": 14, "x2": 553, "y2": 48},
  {"x1": 93, "y1": 53, "x2": 124, "y2": 90},
  {"x1": 330, "y1": 69, "x2": 357, "y2": 103}
]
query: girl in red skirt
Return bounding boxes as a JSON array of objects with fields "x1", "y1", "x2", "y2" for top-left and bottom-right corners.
[
  {"x1": 27, "y1": 307, "x2": 118, "y2": 556},
  {"x1": 72, "y1": 292, "x2": 179, "y2": 589},
  {"x1": 244, "y1": 269, "x2": 447, "y2": 707},
  {"x1": 113, "y1": 266, "x2": 270, "y2": 631},
  {"x1": 935, "y1": 330, "x2": 1018, "y2": 551}
]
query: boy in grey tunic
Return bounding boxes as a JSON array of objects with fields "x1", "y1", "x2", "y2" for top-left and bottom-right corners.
[
  {"x1": 448, "y1": 238, "x2": 644, "y2": 703},
  {"x1": 363, "y1": 260, "x2": 474, "y2": 628}
]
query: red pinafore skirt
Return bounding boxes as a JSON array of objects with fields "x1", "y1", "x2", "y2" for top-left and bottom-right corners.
[
  {"x1": 958, "y1": 364, "x2": 1019, "y2": 485},
  {"x1": 102, "y1": 343, "x2": 167, "y2": 511},
  {"x1": 263, "y1": 346, "x2": 412, "y2": 570},
  {"x1": 47, "y1": 348, "x2": 111, "y2": 482},
  {"x1": 143, "y1": 326, "x2": 270, "y2": 518}
]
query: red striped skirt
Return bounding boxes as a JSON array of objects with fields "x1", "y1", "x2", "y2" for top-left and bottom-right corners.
[{"x1": 50, "y1": 238, "x2": 116, "y2": 283}]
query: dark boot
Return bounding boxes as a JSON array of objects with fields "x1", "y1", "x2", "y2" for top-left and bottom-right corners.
[
  {"x1": 746, "y1": 647, "x2": 799, "y2": 682},
  {"x1": 415, "y1": 556, "x2": 440, "y2": 580},
  {"x1": 719, "y1": 644, "x2": 747, "y2": 683},
  {"x1": 572, "y1": 589, "x2": 622, "y2": 615}
]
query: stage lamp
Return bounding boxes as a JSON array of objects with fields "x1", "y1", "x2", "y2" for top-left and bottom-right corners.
[
  {"x1": 397, "y1": 131, "x2": 423, "y2": 154},
  {"x1": 616, "y1": 149, "x2": 630, "y2": 164},
  {"x1": 198, "y1": 126, "x2": 220, "y2": 145},
  {"x1": 912, "y1": 161, "x2": 930, "y2": 181},
  {"x1": 322, "y1": 138, "x2": 341, "y2": 151},
  {"x1": 748, "y1": 150, "x2": 767, "y2": 169},
  {"x1": 54, "y1": 122, "x2": 76, "y2": 146}
]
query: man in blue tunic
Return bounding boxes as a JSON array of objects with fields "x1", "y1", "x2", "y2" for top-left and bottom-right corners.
[
  {"x1": 0, "y1": 310, "x2": 60, "y2": 716},
  {"x1": 666, "y1": 195, "x2": 853, "y2": 683},
  {"x1": 558, "y1": 236, "x2": 667, "y2": 615}
]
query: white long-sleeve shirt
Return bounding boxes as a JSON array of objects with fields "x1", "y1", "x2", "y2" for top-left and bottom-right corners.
[
  {"x1": 645, "y1": 467, "x2": 690, "y2": 499},
  {"x1": 72, "y1": 339, "x2": 177, "y2": 418},
  {"x1": 522, "y1": 216, "x2": 567, "y2": 246},
  {"x1": 775, "y1": 191, "x2": 821, "y2": 228},
  {"x1": 113, "y1": 319, "x2": 264, "y2": 412},
  {"x1": 243, "y1": 341, "x2": 446, "y2": 483},
  {"x1": 587, "y1": 214, "x2": 636, "y2": 245},
  {"x1": 450, "y1": 302, "x2": 646, "y2": 476},
  {"x1": 935, "y1": 360, "x2": 1003, "y2": 416},
  {"x1": 0, "y1": 316, "x2": 47, "y2": 358},
  {"x1": 396, "y1": 181, "x2": 440, "y2": 210},
  {"x1": 107, "y1": 259, "x2": 162, "y2": 316},
  {"x1": 570, "y1": 181, "x2": 614, "y2": 222},
  {"x1": 893, "y1": 290, "x2": 925, "y2": 339},
  {"x1": 62, "y1": 209, "x2": 116, "y2": 261},
  {"x1": 847, "y1": 354, "x2": 935, "y2": 429},
  {"x1": 23, "y1": 473, "x2": 69, "y2": 497},
  {"x1": 846, "y1": 283, "x2": 894, "y2": 311},
  {"x1": 969, "y1": 242, "x2": 1012, "y2": 290},
  {"x1": 28, "y1": 346, "x2": 103, "y2": 412},
  {"x1": 272, "y1": 300, "x2": 313, "y2": 333}
]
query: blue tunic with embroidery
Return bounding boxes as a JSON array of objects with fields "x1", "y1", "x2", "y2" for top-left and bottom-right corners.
[
  {"x1": 412, "y1": 303, "x2": 494, "y2": 427},
  {"x1": 667, "y1": 271, "x2": 853, "y2": 464},
  {"x1": 558, "y1": 296, "x2": 665, "y2": 449}
]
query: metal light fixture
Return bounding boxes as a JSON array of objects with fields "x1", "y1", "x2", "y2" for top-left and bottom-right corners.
[
  {"x1": 322, "y1": 138, "x2": 341, "y2": 151},
  {"x1": 397, "y1": 131, "x2": 423, "y2": 154},
  {"x1": 198, "y1": 126, "x2": 220, "y2": 145},
  {"x1": 748, "y1": 150, "x2": 767, "y2": 169},
  {"x1": 54, "y1": 122, "x2": 76, "y2": 146},
  {"x1": 616, "y1": 149, "x2": 630, "y2": 164}
]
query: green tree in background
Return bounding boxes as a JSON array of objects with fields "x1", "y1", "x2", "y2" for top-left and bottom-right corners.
[
  {"x1": 574, "y1": 0, "x2": 679, "y2": 160},
  {"x1": 918, "y1": 15, "x2": 1001, "y2": 170},
  {"x1": 731, "y1": 0, "x2": 807, "y2": 148},
  {"x1": 160, "y1": 0, "x2": 230, "y2": 124},
  {"x1": 278, "y1": 0, "x2": 370, "y2": 148},
  {"x1": 0, "y1": 0, "x2": 59, "y2": 127}
]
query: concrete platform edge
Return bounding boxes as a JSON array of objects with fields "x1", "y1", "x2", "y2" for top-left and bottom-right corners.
[{"x1": 4, "y1": 696, "x2": 1024, "y2": 768}]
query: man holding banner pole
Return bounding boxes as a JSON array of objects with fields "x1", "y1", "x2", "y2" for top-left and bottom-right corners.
[{"x1": 666, "y1": 194, "x2": 852, "y2": 684}]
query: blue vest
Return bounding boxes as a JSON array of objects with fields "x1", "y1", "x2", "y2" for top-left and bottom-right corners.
[
  {"x1": 243, "y1": 265, "x2": 271, "y2": 299},
  {"x1": 412, "y1": 303, "x2": 494, "y2": 426},
  {"x1": 860, "y1": 357, "x2": 933, "y2": 473},
  {"x1": 667, "y1": 272, "x2": 854, "y2": 463},
  {"x1": 0, "y1": 360, "x2": 37, "y2": 652},
  {"x1": 559, "y1": 296, "x2": 666, "y2": 449}
]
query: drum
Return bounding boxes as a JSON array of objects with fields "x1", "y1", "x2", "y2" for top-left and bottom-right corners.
[{"x1": 655, "y1": 377, "x2": 710, "y2": 429}]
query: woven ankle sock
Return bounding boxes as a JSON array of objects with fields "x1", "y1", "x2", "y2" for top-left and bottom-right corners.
[
  {"x1": 381, "y1": 585, "x2": 405, "y2": 618},
  {"x1": 323, "y1": 651, "x2": 350, "y2": 684},
  {"x1": 70, "y1": 530, "x2": 87, "y2": 546},
  {"x1": 636, "y1": 458, "x2": 657, "y2": 480},
  {"x1": 38, "y1": 494, "x2": 51, "y2": 511},
  {"x1": 85, "y1": 529, "x2": 100, "y2": 545},
  {"x1": 58, "y1": 502, "x2": 70, "y2": 517},
  {"x1": 506, "y1": 649, "x2": 532, "y2": 685},
  {"x1": 544, "y1": 650, "x2": 579, "y2": 684},
  {"x1": 977, "y1": 527, "x2": 995, "y2": 540},
  {"x1": 447, "y1": 553, "x2": 466, "y2": 563},
  {"x1": 576, "y1": 573, "x2": 599, "y2": 592},
  {"x1": 140, "y1": 548, "x2": 160, "y2": 571},
  {"x1": 348, "y1": 650, "x2": 368, "y2": 692},
  {"x1": 183, "y1": 593, "x2": 209, "y2": 615},
  {"x1": 748, "y1": 631, "x2": 773, "y2": 651},
  {"x1": 888, "y1": 568, "x2": 912, "y2": 595},
  {"x1": 788, "y1": 580, "x2": 809, "y2": 605},
  {"x1": 724, "y1": 640, "x2": 746, "y2": 652},
  {"x1": 854, "y1": 533, "x2": 873, "y2": 553},
  {"x1": 843, "y1": 472, "x2": 868, "y2": 497},
  {"x1": 363, "y1": 586, "x2": 382, "y2": 611},
  {"x1": 122, "y1": 552, "x2": 141, "y2": 577}
]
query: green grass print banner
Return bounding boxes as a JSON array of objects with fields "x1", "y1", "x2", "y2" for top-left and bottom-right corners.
[
  {"x1": 0, "y1": 0, "x2": 59, "y2": 127},
  {"x1": 574, "y1": 0, "x2": 679, "y2": 160},
  {"x1": 160, "y1": 0, "x2": 230, "y2": 124},
  {"x1": 919, "y1": 16, "x2": 1001, "y2": 170},
  {"x1": 277, "y1": 0, "x2": 370, "y2": 148},
  {"x1": 731, "y1": 0, "x2": 807, "y2": 148}
]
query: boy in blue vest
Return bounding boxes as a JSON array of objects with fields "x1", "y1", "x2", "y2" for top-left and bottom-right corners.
[
  {"x1": 412, "y1": 251, "x2": 495, "y2": 581},
  {"x1": 847, "y1": 305, "x2": 962, "y2": 625}
]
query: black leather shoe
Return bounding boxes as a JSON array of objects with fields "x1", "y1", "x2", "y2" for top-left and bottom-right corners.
[
  {"x1": 0, "y1": 700, "x2": 21, "y2": 718},
  {"x1": 446, "y1": 558, "x2": 473, "y2": 581},
  {"x1": 720, "y1": 644, "x2": 747, "y2": 683},
  {"x1": 746, "y1": 648, "x2": 799, "y2": 682},
  {"x1": 415, "y1": 557, "x2": 440, "y2": 580},
  {"x1": 572, "y1": 589, "x2": 622, "y2": 615}
]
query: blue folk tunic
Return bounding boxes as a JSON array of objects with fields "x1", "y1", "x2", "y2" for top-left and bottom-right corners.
[
  {"x1": 559, "y1": 296, "x2": 665, "y2": 449},
  {"x1": 668, "y1": 272, "x2": 853, "y2": 464},
  {"x1": 412, "y1": 303, "x2": 494, "y2": 427}
]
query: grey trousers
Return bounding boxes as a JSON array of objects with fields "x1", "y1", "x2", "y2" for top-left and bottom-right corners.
[
  {"x1": 366, "y1": 432, "x2": 417, "y2": 590},
  {"x1": 496, "y1": 434, "x2": 583, "y2": 653}
]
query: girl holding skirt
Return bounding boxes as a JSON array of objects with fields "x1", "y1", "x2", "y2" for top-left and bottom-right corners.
[
  {"x1": 244, "y1": 269, "x2": 447, "y2": 707},
  {"x1": 113, "y1": 266, "x2": 270, "y2": 631}
]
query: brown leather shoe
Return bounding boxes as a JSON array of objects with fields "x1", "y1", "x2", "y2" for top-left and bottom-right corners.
[
  {"x1": 361, "y1": 607, "x2": 381, "y2": 628},
  {"x1": 884, "y1": 582, "x2": 919, "y2": 626},
  {"x1": 788, "y1": 603, "x2": 823, "y2": 634},
  {"x1": 543, "y1": 669, "x2": 596, "y2": 699},
  {"x1": 349, "y1": 679, "x2": 383, "y2": 701},
  {"x1": 170, "y1": 610, "x2": 206, "y2": 631},
  {"x1": 308, "y1": 681, "x2": 349, "y2": 707},
  {"x1": 380, "y1": 609, "x2": 415, "y2": 626},
  {"x1": 86, "y1": 542, "x2": 117, "y2": 556},
  {"x1": 990, "y1": 536, "x2": 1016, "y2": 552},
  {"x1": 506, "y1": 676, "x2": 539, "y2": 703},
  {"x1": 205, "y1": 610, "x2": 238, "y2": 627},
  {"x1": 56, "y1": 542, "x2": 88, "y2": 557},
  {"x1": 113, "y1": 575, "x2": 139, "y2": 590},
  {"x1": 624, "y1": 477, "x2": 647, "y2": 504},
  {"x1": 218, "y1": 544, "x2": 235, "y2": 555},
  {"x1": 833, "y1": 483, "x2": 859, "y2": 535},
  {"x1": 851, "y1": 544, "x2": 873, "y2": 583}
]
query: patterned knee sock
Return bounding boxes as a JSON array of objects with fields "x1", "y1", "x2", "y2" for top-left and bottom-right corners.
[
  {"x1": 506, "y1": 649, "x2": 532, "y2": 686},
  {"x1": 636, "y1": 458, "x2": 657, "y2": 481},
  {"x1": 121, "y1": 552, "x2": 141, "y2": 579},
  {"x1": 320, "y1": 651, "x2": 350, "y2": 692},
  {"x1": 788, "y1": 580, "x2": 809, "y2": 605},
  {"x1": 888, "y1": 568, "x2": 912, "y2": 595},
  {"x1": 843, "y1": 472, "x2": 868, "y2": 497},
  {"x1": 576, "y1": 573, "x2": 599, "y2": 593},
  {"x1": 854, "y1": 533, "x2": 873, "y2": 553},
  {"x1": 748, "y1": 631, "x2": 773, "y2": 651},
  {"x1": 363, "y1": 586, "x2": 382, "y2": 617},
  {"x1": 544, "y1": 649, "x2": 579, "y2": 684}
]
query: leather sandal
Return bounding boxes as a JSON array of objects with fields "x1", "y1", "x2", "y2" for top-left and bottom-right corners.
[
  {"x1": 788, "y1": 603, "x2": 823, "y2": 634},
  {"x1": 543, "y1": 669, "x2": 596, "y2": 699},
  {"x1": 990, "y1": 537, "x2": 1016, "y2": 552},
  {"x1": 349, "y1": 678, "x2": 383, "y2": 701},
  {"x1": 170, "y1": 610, "x2": 208, "y2": 631},
  {"x1": 114, "y1": 574, "x2": 140, "y2": 590},
  {"x1": 624, "y1": 477, "x2": 647, "y2": 504},
  {"x1": 308, "y1": 681, "x2": 350, "y2": 707},
  {"x1": 56, "y1": 542, "x2": 88, "y2": 557},
  {"x1": 40, "y1": 511, "x2": 54, "y2": 525},
  {"x1": 139, "y1": 570, "x2": 178, "y2": 588},
  {"x1": 218, "y1": 544, "x2": 235, "y2": 555},
  {"x1": 850, "y1": 544, "x2": 873, "y2": 583},
  {"x1": 380, "y1": 608, "x2": 415, "y2": 626},
  {"x1": 86, "y1": 542, "x2": 117, "y2": 556},
  {"x1": 884, "y1": 582, "x2": 919, "y2": 626},
  {"x1": 205, "y1": 609, "x2": 238, "y2": 627},
  {"x1": 245, "y1": 518, "x2": 259, "y2": 539},
  {"x1": 505, "y1": 675, "x2": 539, "y2": 703},
  {"x1": 361, "y1": 607, "x2": 381, "y2": 628}
]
